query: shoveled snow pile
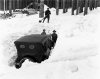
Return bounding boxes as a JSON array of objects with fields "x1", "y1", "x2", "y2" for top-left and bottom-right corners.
[{"x1": 0, "y1": 6, "x2": 100, "y2": 79}]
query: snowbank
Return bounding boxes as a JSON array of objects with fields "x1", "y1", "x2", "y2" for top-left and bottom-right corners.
[{"x1": 0, "y1": 7, "x2": 100, "y2": 79}]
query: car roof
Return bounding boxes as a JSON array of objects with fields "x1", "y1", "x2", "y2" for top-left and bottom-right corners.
[{"x1": 15, "y1": 34, "x2": 51, "y2": 43}]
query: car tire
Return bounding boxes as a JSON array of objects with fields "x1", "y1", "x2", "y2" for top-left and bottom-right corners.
[{"x1": 15, "y1": 63, "x2": 21, "y2": 69}]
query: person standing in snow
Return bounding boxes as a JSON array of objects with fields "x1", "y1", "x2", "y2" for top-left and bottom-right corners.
[
  {"x1": 51, "y1": 30, "x2": 58, "y2": 47},
  {"x1": 43, "y1": 8, "x2": 51, "y2": 23},
  {"x1": 41, "y1": 29, "x2": 46, "y2": 35}
]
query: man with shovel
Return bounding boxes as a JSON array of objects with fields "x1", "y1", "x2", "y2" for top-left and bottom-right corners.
[{"x1": 42, "y1": 8, "x2": 51, "y2": 23}]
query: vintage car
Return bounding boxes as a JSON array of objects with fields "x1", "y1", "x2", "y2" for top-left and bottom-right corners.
[
  {"x1": 21, "y1": 8, "x2": 38, "y2": 15},
  {"x1": 14, "y1": 34, "x2": 53, "y2": 69}
]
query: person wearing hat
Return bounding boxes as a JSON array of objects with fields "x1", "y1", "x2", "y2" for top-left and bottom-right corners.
[
  {"x1": 51, "y1": 30, "x2": 58, "y2": 47},
  {"x1": 41, "y1": 29, "x2": 46, "y2": 35},
  {"x1": 43, "y1": 8, "x2": 51, "y2": 23}
]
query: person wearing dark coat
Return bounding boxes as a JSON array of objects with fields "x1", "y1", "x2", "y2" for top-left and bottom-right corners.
[
  {"x1": 41, "y1": 29, "x2": 46, "y2": 35},
  {"x1": 43, "y1": 8, "x2": 51, "y2": 23},
  {"x1": 51, "y1": 30, "x2": 58, "y2": 47}
]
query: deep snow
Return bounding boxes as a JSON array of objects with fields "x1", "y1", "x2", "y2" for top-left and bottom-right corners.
[{"x1": 0, "y1": 6, "x2": 100, "y2": 79}]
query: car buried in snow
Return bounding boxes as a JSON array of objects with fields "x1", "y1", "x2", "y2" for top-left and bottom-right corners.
[{"x1": 14, "y1": 34, "x2": 53, "y2": 69}]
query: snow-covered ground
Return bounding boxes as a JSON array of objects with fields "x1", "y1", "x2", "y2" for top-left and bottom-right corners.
[{"x1": 0, "y1": 6, "x2": 100, "y2": 79}]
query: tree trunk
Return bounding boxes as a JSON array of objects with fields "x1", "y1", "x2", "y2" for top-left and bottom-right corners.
[
  {"x1": 76, "y1": 0, "x2": 79, "y2": 15},
  {"x1": 36, "y1": 0, "x2": 39, "y2": 10},
  {"x1": 47, "y1": 0, "x2": 49, "y2": 7},
  {"x1": 89, "y1": 0, "x2": 92, "y2": 10},
  {"x1": 84, "y1": 0, "x2": 88, "y2": 15},
  {"x1": 4, "y1": 0, "x2": 6, "y2": 14},
  {"x1": 79, "y1": 0, "x2": 84, "y2": 13},
  {"x1": 9, "y1": 0, "x2": 12, "y2": 15},
  {"x1": 94, "y1": 0, "x2": 97, "y2": 8},
  {"x1": 56, "y1": 0, "x2": 59, "y2": 15},
  {"x1": 39, "y1": 0, "x2": 44, "y2": 18},
  {"x1": 60, "y1": 0, "x2": 63, "y2": 9},
  {"x1": 92, "y1": 0, "x2": 94, "y2": 9},
  {"x1": 65, "y1": 0, "x2": 68, "y2": 12},
  {"x1": 96, "y1": 0, "x2": 98, "y2": 8},
  {"x1": 94, "y1": 0, "x2": 96, "y2": 8},
  {"x1": 17, "y1": 0, "x2": 20, "y2": 9},
  {"x1": 25, "y1": 0, "x2": 27, "y2": 7},
  {"x1": 5, "y1": 0, "x2": 7, "y2": 11},
  {"x1": 50, "y1": 0, "x2": 52, "y2": 8},
  {"x1": 52, "y1": 0, "x2": 56, "y2": 8},
  {"x1": 13, "y1": 0, "x2": 15, "y2": 11},
  {"x1": 63, "y1": 0, "x2": 66, "y2": 13},
  {"x1": 0, "y1": 0, "x2": 1, "y2": 10},
  {"x1": 72, "y1": 0, "x2": 74, "y2": 15}
]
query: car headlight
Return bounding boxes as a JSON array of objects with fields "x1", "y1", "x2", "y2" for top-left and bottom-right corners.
[
  {"x1": 20, "y1": 45, "x2": 25, "y2": 48},
  {"x1": 29, "y1": 45, "x2": 34, "y2": 49}
]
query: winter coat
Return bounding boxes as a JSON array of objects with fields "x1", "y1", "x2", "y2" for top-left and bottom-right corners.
[
  {"x1": 41, "y1": 32, "x2": 46, "y2": 35},
  {"x1": 51, "y1": 33, "x2": 58, "y2": 43},
  {"x1": 45, "y1": 10, "x2": 51, "y2": 17}
]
